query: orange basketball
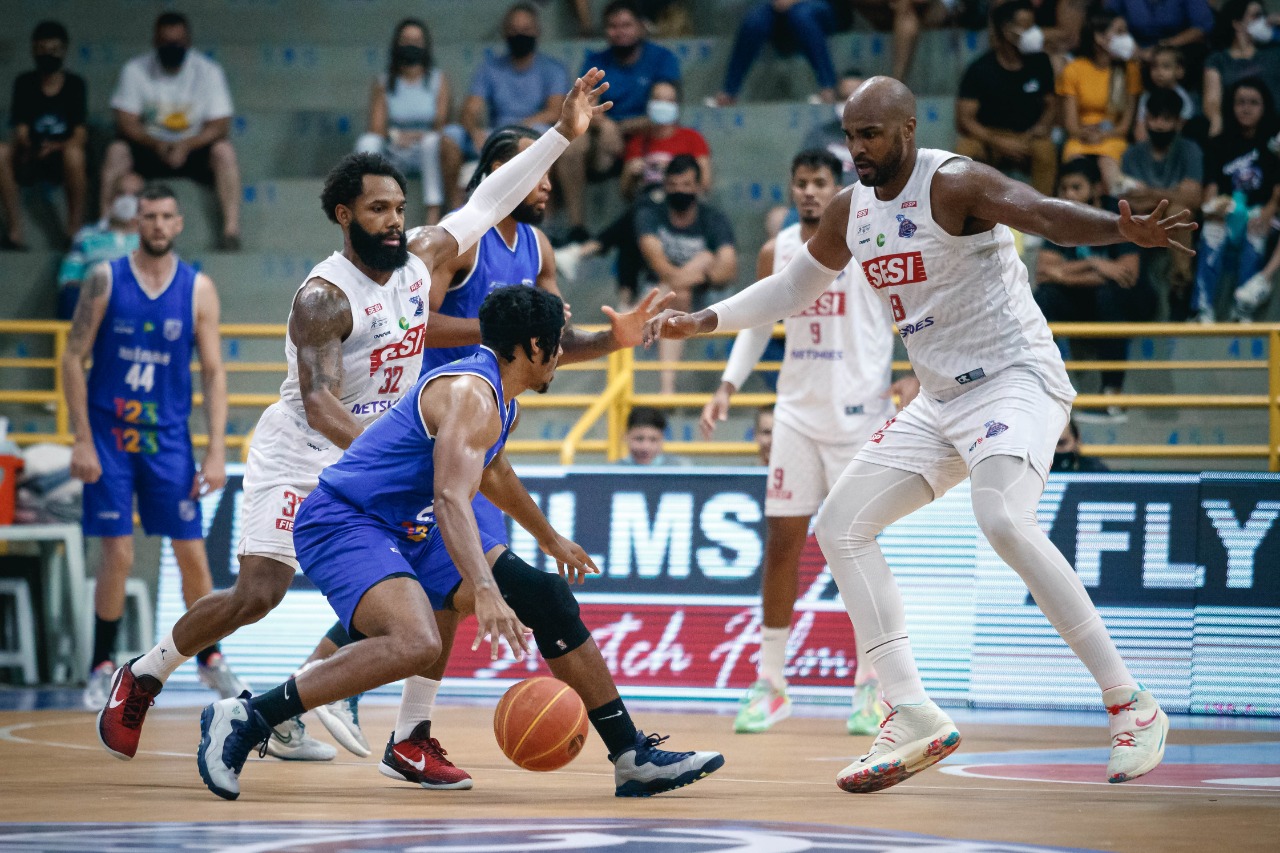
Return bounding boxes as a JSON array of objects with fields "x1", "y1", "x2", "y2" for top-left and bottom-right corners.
[{"x1": 493, "y1": 676, "x2": 589, "y2": 771}]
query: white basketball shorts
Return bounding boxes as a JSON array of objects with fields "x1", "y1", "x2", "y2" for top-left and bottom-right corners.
[{"x1": 765, "y1": 409, "x2": 889, "y2": 517}]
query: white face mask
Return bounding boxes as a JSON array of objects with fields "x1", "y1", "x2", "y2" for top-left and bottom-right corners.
[
  {"x1": 646, "y1": 99, "x2": 679, "y2": 125},
  {"x1": 1108, "y1": 32, "x2": 1136, "y2": 61},
  {"x1": 110, "y1": 194, "x2": 138, "y2": 223},
  {"x1": 1017, "y1": 25, "x2": 1045, "y2": 54},
  {"x1": 1248, "y1": 16, "x2": 1274, "y2": 44}
]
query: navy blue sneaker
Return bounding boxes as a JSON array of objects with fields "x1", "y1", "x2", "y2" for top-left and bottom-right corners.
[
  {"x1": 197, "y1": 691, "x2": 271, "y2": 800},
  {"x1": 610, "y1": 731, "x2": 724, "y2": 797}
]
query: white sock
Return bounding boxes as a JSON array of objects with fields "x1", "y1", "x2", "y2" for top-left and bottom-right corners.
[
  {"x1": 394, "y1": 676, "x2": 441, "y2": 743},
  {"x1": 130, "y1": 632, "x2": 191, "y2": 684},
  {"x1": 758, "y1": 626, "x2": 790, "y2": 688}
]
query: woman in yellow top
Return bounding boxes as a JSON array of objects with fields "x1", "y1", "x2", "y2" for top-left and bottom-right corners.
[{"x1": 1057, "y1": 8, "x2": 1143, "y2": 190}]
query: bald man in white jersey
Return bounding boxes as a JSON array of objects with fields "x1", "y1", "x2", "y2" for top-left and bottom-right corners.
[{"x1": 646, "y1": 76, "x2": 1195, "y2": 793}]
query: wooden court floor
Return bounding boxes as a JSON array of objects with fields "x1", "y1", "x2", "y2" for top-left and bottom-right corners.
[{"x1": 1, "y1": 702, "x2": 1278, "y2": 852}]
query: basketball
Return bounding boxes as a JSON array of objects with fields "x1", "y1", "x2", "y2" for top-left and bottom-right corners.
[{"x1": 493, "y1": 677, "x2": 589, "y2": 771}]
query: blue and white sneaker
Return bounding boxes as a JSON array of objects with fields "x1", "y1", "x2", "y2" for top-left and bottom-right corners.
[
  {"x1": 610, "y1": 731, "x2": 724, "y2": 797},
  {"x1": 197, "y1": 691, "x2": 272, "y2": 801}
]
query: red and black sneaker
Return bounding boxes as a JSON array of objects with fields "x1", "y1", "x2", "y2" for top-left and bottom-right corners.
[
  {"x1": 96, "y1": 658, "x2": 162, "y2": 760},
  {"x1": 378, "y1": 720, "x2": 473, "y2": 790}
]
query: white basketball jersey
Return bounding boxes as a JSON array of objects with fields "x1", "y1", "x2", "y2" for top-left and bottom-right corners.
[
  {"x1": 276, "y1": 251, "x2": 430, "y2": 438},
  {"x1": 844, "y1": 148, "x2": 1074, "y2": 402},
  {"x1": 772, "y1": 223, "x2": 895, "y2": 441}
]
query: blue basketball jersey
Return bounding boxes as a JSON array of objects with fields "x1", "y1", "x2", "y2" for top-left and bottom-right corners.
[
  {"x1": 87, "y1": 254, "x2": 196, "y2": 436},
  {"x1": 419, "y1": 223, "x2": 540, "y2": 375},
  {"x1": 319, "y1": 347, "x2": 519, "y2": 539}
]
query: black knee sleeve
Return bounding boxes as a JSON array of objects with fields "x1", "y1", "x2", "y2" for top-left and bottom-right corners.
[
  {"x1": 490, "y1": 549, "x2": 590, "y2": 659},
  {"x1": 325, "y1": 620, "x2": 354, "y2": 648}
]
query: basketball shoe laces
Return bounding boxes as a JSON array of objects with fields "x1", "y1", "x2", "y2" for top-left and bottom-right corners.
[
  {"x1": 860, "y1": 709, "x2": 903, "y2": 758},
  {"x1": 118, "y1": 688, "x2": 156, "y2": 731},
  {"x1": 636, "y1": 732, "x2": 693, "y2": 766},
  {"x1": 413, "y1": 734, "x2": 458, "y2": 769},
  {"x1": 1106, "y1": 697, "x2": 1138, "y2": 748}
]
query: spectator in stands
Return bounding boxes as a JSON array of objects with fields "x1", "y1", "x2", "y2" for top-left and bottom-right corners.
[
  {"x1": 1104, "y1": 0, "x2": 1213, "y2": 64},
  {"x1": 852, "y1": 0, "x2": 953, "y2": 83},
  {"x1": 1195, "y1": 76, "x2": 1280, "y2": 321},
  {"x1": 1035, "y1": 157, "x2": 1151, "y2": 422},
  {"x1": 55, "y1": 173, "x2": 143, "y2": 320},
  {"x1": 0, "y1": 20, "x2": 87, "y2": 249},
  {"x1": 1133, "y1": 47, "x2": 1198, "y2": 144},
  {"x1": 455, "y1": 2, "x2": 568, "y2": 163},
  {"x1": 1058, "y1": 7, "x2": 1142, "y2": 191},
  {"x1": 356, "y1": 19, "x2": 461, "y2": 226},
  {"x1": 621, "y1": 80, "x2": 711, "y2": 201},
  {"x1": 636, "y1": 155, "x2": 738, "y2": 394},
  {"x1": 1051, "y1": 420, "x2": 1110, "y2": 471},
  {"x1": 1204, "y1": 0, "x2": 1280, "y2": 137},
  {"x1": 754, "y1": 405, "x2": 774, "y2": 466},
  {"x1": 1026, "y1": 0, "x2": 1090, "y2": 74},
  {"x1": 100, "y1": 12, "x2": 241, "y2": 250},
  {"x1": 620, "y1": 406, "x2": 688, "y2": 465},
  {"x1": 557, "y1": 0, "x2": 681, "y2": 244},
  {"x1": 1118, "y1": 87, "x2": 1203, "y2": 316},
  {"x1": 708, "y1": 0, "x2": 841, "y2": 107},
  {"x1": 955, "y1": 0, "x2": 1058, "y2": 196}
]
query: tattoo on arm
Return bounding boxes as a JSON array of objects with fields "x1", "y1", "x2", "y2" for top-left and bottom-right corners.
[
  {"x1": 290, "y1": 279, "x2": 353, "y2": 399},
  {"x1": 67, "y1": 263, "x2": 110, "y2": 355}
]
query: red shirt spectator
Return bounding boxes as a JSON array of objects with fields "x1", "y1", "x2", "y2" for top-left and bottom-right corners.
[{"x1": 620, "y1": 79, "x2": 711, "y2": 199}]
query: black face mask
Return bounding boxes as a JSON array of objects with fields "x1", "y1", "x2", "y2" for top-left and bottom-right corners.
[
  {"x1": 348, "y1": 216, "x2": 408, "y2": 271},
  {"x1": 393, "y1": 45, "x2": 428, "y2": 67},
  {"x1": 667, "y1": 191, "x2": 696, "y2": 213},
  {"x1": 157, "y1": 42, "x2": 187, "y2": 70},
  {"x1": 34, "y1": 53, "x2": 63, "y2": 75},
  {"x1": 1051, "y1": 451, "x2": 1078, "y2": 471},
  {"x1": 1148, "y1": 128, "x2": 1177, "y2": 149},
  {"x1": 611, "y1": 42, "x2": 639, "y2": 61},
  {"x1": 506, "y1": 34, "x2": 537, "y2": 59}
]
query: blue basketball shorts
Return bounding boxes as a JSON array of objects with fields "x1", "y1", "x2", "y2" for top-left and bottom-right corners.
[
  {"x1": 294, "y1": 486, "x2": 505, "y2": 634},
  {"x1": 81, "y1": 414, "x2": 201, "y2": 540},
  {"x1": 422, "y1": 492, "x2": 510, "y2": 585}
]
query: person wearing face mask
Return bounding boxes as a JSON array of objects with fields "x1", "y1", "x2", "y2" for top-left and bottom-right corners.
[
  {"x1": 1058, "y1": 8, "x2": 1144, "y2": 192},
  {"x1": 955, "y1": 0, "x2": 1058, "y2": 195},
  {"x1": 557, "y1": 1, "x2": 682, "y2": 244},
  {"x1": 636, "y1": 155, "x2": 738, "y2": 394},
  {"x1": 1051, "y1": 420, "x2": 1110, "y2": 471},
  {"x1": 1103, "y1": 0, "x2": 1213, "y2": 66},
  {"x1": 1204, "y1": 0, "x2": 1280, "y2": 137},
  {"x1": 1118, "y1": 87, "x2": 1204, "y2": 317},
  {"x1": 357, "y1": 19, "x2": 461, "y2": 226},
  {"x1": 1132, "y1": 46, "x2": 1198, "y2": 145},
  {"x1": 0, "y1": 20, "x2": 88, "y2": 249},
  {"x1": 56, "y1": 173, "x2": 144, "y2": 320},
  {"x1": 620, "y1": 80, "x2": 711, "y2": 200},
  {"x1": 456, "y1": 3, "x2": 569, "y2": 165},
  {"x1": 102, "y1": 12, "x2": 241, "y2": 251}
]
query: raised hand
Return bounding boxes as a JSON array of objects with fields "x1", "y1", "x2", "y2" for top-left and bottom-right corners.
[
  {"x1": 1117, "y1": 198, "x2": 1198, "y2": 256},
  {"x1": 601, "y1": 287, "x2": 677, "y2": 349},
  {"x1": 555, "y1": 68, "x2": 612, "y2": 141}
]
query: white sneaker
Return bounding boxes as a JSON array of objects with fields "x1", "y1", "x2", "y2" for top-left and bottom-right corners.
[
  {"x1": 836, "y1": 699, "x2": 961, "y2": 793},
  {"x1": 313, "y1": 695, "x2": 371, "y2": 757},
  {"x1": 197, "y1": 652, "x2": 250, "y2": 700},
  {"x1": 553, "y1": 243, "x2": 584, "y2": 282},
  {"x1": 1231, "y1": 272, "x2": 1273, "y2": 322},
  {"x1": 83, "y1": 661, "x2": 115, "y2": 711},
  {"x1": 1104, "y1": 684, "x2": 1169, "y2": 783},
  {"x1": 264, "y1": 716, "x2": 337, "y2": 761}
]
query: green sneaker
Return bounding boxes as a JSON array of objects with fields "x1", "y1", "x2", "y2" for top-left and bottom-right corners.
[
  {"x1": 733, "y1": 679, "x2": 791, "y2": 734},
  {"x1": 847, "y1": 680, "x2": 886, "y2": 735}
]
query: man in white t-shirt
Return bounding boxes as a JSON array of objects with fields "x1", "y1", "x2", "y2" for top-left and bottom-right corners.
[
  {"x1": 647, "y1": 76, "x2": 1195, "y2": 795},
  {"x1": 100, "y1": 12, "x2": 241, "y2": 250}
]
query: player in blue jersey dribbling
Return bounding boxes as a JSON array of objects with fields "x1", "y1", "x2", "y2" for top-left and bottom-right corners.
[{"x1": 195, "y1": 285, "x2": 723, "y2": 802}]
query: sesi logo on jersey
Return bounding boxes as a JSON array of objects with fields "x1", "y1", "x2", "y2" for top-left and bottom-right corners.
[
  {"x1": 796, "y1": 290, "x2": 847, "y2": 317},
  {"x1": 862, "y1": 252, "x2": 927, "y2": 288},
  {"x1": 369, "y1": 324, "x2": 425, "y2": 374}
]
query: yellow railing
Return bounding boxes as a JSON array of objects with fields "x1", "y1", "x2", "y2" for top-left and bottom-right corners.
[{"x1": 1, "y1": 320, "x2": 1278, "y2": 470}]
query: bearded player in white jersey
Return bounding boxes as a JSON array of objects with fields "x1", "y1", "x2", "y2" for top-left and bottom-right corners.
[
  {"x1": 701, "y1": 148, "x2": 913, "y2": 737},
  {"x1": 647, "y1": 76, "x2": 1195, "y2": 793},
  {"x1": 95, "y1": 69, "x2": 614, "y2": 765}
]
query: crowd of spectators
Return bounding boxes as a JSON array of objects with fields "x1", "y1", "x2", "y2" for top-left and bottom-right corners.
[{"x1": 5, "y1": 0, "x2": 1280, "y2": 393}]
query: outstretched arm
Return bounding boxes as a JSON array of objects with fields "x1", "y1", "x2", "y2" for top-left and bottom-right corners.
[
  {"x1": 289, "y1": 278, "x2": 363, "y2": 449},
  {"x1": 935, "y1": 157, "x2": 1197, "y2": 253}
]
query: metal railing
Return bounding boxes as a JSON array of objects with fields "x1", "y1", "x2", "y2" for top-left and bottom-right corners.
[{"x1": 2, "y1": 320, "x2": 1277, "y2": 470}]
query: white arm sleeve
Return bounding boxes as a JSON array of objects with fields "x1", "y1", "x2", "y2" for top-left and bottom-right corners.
[
  {"x1": 709, "y1": 243, "x2": 842, "y2": 333},
  {"x1": 439, "y1": 128, "x2": 571, "y2": 253},
  {"x1": 720, "y1": 323, "x2": 774, "y2": 389}
]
